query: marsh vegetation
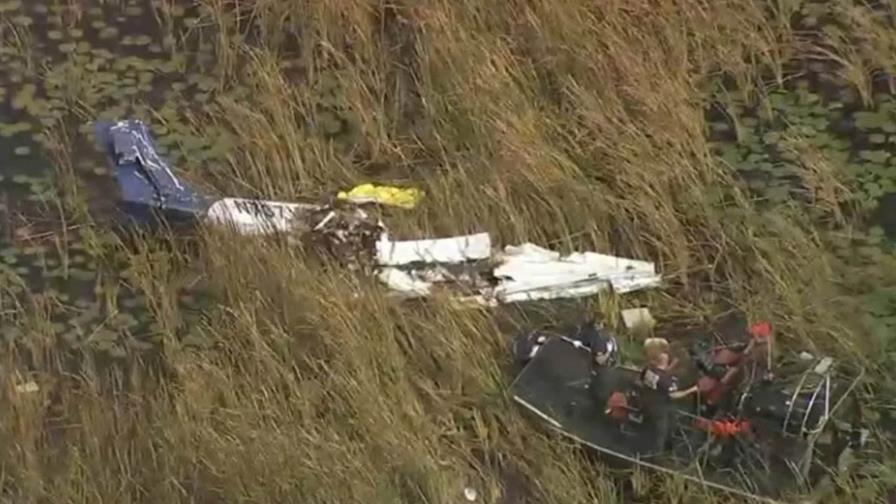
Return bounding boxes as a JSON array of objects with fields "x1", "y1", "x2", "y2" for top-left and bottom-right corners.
[{"x1": 1, "y1": 0, "x2": 895, "y2": 502}]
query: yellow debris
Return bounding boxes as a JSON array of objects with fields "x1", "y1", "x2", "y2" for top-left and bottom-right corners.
[{"x1": 336, "y1": 183, "x2": 423, "y2": 209}]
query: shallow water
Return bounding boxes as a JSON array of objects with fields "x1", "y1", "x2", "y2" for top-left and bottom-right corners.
[{"x1": 0, "y1": 0, "x2": 217, "y2": 359}]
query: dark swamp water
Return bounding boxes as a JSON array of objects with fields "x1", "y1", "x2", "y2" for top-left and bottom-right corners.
[
  {"x1": 0, "y1": 0, "x2": 225, "y2": 365},
  {"x1": 0, "y1": 0, "x2": 895, "y2": 500}
]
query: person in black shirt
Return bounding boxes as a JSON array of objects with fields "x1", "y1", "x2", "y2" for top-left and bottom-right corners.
[
  {"x1": 639, "y1": 337, "x2": 697, "y2": 451},
  {"x1": 640, "y1": 337, "x2": 698, "y2": 399},
  {"x1": 578, "y1": 321, "x2": 623, "y2": 421}
]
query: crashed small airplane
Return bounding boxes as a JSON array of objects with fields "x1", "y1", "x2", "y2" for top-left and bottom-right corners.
[{"x1": 93, "y1": 119, "x2": 662, "y2": 303}]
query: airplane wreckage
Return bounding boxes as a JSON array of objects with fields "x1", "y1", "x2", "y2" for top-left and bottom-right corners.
[
  {"x1": 94, "y1": 119, "x2": 870, "y2": 501},
  {"x1": 93, "y1": 119, "x2": 663, "y2": 305}
]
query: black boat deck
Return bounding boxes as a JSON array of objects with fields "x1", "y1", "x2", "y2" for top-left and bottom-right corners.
[{"x1": 508, "y1": 337, "x2": 820, "y2": 503}]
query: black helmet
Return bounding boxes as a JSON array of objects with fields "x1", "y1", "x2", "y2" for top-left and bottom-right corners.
[{"x1": 586, "y1": 325, "x2": 618, "y2": 367}]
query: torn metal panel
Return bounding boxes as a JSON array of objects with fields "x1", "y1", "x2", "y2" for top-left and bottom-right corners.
[
  {"x1": 485, "y1": 243, "x2": 662, "y2": 303},
  {"x1": 375, "y1": 232, "x2": 493, "y2": 266},
  {"x1": 376, "y1": 263, "x2": 493, "y2": 299},
  {"x1": 376, "y1": 240, "x2": 661, "y2": 305}
]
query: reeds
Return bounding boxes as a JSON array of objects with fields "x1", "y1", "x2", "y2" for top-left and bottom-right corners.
[{"x1": 0, "y1": 0, "x2": 893, "y2": 502}]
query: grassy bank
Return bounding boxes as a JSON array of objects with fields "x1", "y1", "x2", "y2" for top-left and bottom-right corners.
[{"x1": 1, "y1": 0, "x2": 896, "y2": 502}]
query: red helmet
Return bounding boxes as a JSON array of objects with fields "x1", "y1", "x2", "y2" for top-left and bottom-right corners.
[{"x1": 748, "y1": 321, "x2": 772, "y2": 341}]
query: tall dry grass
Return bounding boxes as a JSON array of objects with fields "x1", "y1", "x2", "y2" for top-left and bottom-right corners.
[{"x1": 1, "y1": 0, "x2": 892, "y2": 503}]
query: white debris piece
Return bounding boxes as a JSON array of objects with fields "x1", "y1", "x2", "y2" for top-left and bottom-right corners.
[
  {"x1": 204, "y1": 197, "x2": 321, "y2": 235},
  {"x1": 463, "y1": 487, "x2": 478, "y2": 502},
  {"x1": 621, "y1": 307, "x2": 656, "y2": 330},
  {"x1": 15, "y1": 381, "x2": 39, "y2": 393},
  {"x1": 375, "y1": 232, "x2": 492, "y2": 266},
  {"x1": 376, "y1": 268, "x2": 432, "y2": 297},
  {"x1": 373, "y1": 237, "x2": 660, "y2": 304},
  {"x1": 813, "y1": 357, "x2": 834, "y2": 375},
  {"x1": 486, "y1": 243, "x2": 661, "y2": 303}
]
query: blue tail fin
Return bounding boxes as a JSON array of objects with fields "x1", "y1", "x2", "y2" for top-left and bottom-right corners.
[{"x1": 94, "y1": 119, "x2": 212, "y2": 226}]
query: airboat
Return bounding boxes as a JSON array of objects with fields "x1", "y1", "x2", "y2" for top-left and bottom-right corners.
[{"x1": 508, "y1": 329, "x2": 865, "y2": 502}]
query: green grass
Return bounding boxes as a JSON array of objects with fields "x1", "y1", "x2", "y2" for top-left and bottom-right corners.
[{"x1": 1, "y1": 0, "x2": 896, "y2": 502}]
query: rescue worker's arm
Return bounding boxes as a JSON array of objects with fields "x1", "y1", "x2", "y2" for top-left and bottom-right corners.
[
  {"x1": 669, "y1": 385, "x2": 698, "y2": 399},
  {"x1": 719, "y1": 365, "x2": 740, "y2": 385}
]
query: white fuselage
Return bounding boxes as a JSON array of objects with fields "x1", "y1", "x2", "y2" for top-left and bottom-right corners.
[{"x1": 204, "y1": 197, "x2": 322, "y2": 235}]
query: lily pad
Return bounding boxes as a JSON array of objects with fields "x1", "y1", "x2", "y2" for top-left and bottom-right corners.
[
  {"x1": 0, "y1": 1, "x2": 22, "y2": 13},
  {"x1": 765, "y1": 185, "x2": 791, "y2": 202},
  {"x1": 831, "y1": 139, "x2": 850, "y2": 150},
  {"x1": 860, "y1": 150, "x2": 890, "y2": 164},
  {"x1": 98, "y1": 27, "x2": 119, "y2": 39},
  {"x1": 762, "y1": 132, "x2": 781, "y2": 144},
  {"x1": 11, "y1": 83, "x2": 36, "y2": 110},
  {"x1": 854, "y1": 111, "x2": 887, "y2": 130},
  {"x1": 11, "y1": 15, "x2": 32, "y2": 27},
  {"x1": 0, "y1": 121, "x2": 32, "y2": 136},
  {"x1": 863, "y1": 182, "x2": 885, "y2": 199}
]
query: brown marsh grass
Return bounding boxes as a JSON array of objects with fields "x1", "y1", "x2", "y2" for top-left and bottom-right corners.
[{"x1": 1, "y1": 0, "x2": 893, "y2": 503}]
